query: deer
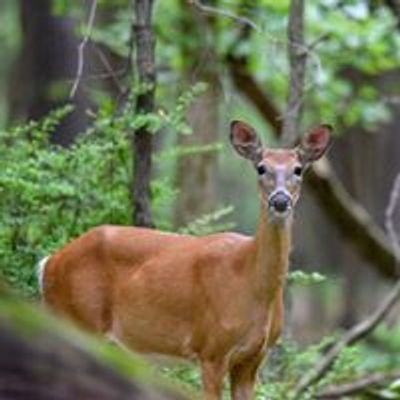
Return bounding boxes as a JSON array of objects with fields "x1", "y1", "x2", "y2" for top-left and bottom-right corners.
[{"x1": 38, "y1": 120, "x2": 331, "y2": 400}]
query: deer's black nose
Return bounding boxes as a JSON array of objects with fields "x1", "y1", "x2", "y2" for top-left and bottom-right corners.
[{"x1": 268, "y1": 191, "x2": 291, "y2": 213}]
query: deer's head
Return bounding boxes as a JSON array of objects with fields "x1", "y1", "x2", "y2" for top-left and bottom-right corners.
[{"x1": 230, "y1": 120, "x2": 331, "y2": 221}]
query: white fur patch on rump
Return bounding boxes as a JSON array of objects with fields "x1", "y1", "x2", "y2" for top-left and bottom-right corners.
[{"x1": 36, "y1": 256, "x2": 50, "y2": 294}]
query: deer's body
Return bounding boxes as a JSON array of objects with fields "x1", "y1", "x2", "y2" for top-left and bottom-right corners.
[
  {"x1": 40, "y1": 121, "x2": 330, "y2": 400},
  {"x1": 42, "y1": 219, "x2": 286, "y2": 360}
]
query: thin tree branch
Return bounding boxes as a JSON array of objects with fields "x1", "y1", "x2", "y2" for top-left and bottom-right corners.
[
  {"x1": 117, "y1": 0, "x2": 137, "y2": 107},
  {"x1": 126, "y1": 0, "x2": 136, "y2": 76},
  {"x1": 307, "y1": 32, "x2": 330, "y2": 52},
  {"x1": 93, "y1": 44, "x2": 125, "y2": 94},
  {"x1": 70, "y1": 0, "x2": 98, "y2": 99},
  {"x1": 223, "y1": 1, "x2": 283, "y2": 135},
  {"x1": 187, "y1": 0, "x2": 261, "y2": 33},
  {"x1": 72, "y1": 68, "x2": 128, "y2": 81},
  {"x1": 316, "y1": 369, "x2": 400, "y2": 398},
  {"x1": 292, "y1": 278, "x2": 400, "y2": 398},
  {"x1": 227, "y1": 56, "x2": 282, "y2": 135}
]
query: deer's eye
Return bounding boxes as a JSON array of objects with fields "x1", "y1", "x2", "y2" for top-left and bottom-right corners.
[
  {"x1": 257, "y1": 164, "x2": 266, "y2": 175},
  {"x1": 294, "y1": 166, "x2": 303, "y2": 177}
]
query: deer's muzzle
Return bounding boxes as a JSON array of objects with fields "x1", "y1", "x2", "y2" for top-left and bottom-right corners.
[{"x1": 268, "y1": 191, "x2": 292, "y2": 214}]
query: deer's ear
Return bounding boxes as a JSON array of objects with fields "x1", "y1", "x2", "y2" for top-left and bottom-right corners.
[
  {"x1": 297, "y1": 124, "x2": 332, "y2": 164},
  {"x1": 230, "y1": 120, "x2": 263, "y2": 163}
]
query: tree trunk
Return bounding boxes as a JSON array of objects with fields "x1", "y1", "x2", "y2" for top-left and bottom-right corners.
[
  {"x1": 131, "y1": 0, "x2": 156, "y2": 227},
  {"x1": 9, "y1": 0, "x2": 91, "y2": 146},
  {"x1": 281, "y1": 0, "x2": 306, "y2": 146},
  {"x1": 174, "y1": 5, "x2": 219, "y2": 228}
]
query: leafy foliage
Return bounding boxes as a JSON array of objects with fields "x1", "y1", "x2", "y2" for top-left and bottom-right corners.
[{"x1": 0, "y1": 106, "x2": 132, "y2": 296}]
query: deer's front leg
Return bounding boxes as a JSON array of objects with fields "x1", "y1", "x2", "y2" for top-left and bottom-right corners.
[
  {"x1": 200, "y1": 359, "x2": 227, "y2": 400},
  {"x1": 229, "y1": 353, "x2": 264, "y2": 400}
]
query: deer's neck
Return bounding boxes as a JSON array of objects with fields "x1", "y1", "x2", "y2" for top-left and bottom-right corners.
[{"x1": 251, "y1": 205, "x2": 292, "y2": 302}]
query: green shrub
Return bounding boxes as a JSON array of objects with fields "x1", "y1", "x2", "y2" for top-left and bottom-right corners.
[{"x1": 0, "y1": 106, "x2": 134, "y2": 296}]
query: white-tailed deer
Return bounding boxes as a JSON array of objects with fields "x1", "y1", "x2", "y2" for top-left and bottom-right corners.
[{"x1": 38, "y1": 121, "x2": 331, "y2": 400}]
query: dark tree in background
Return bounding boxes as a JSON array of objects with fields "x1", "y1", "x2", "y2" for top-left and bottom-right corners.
[
  {"x1": 174, "y1": 3, "x2": 220, "y2": 227},
  {"x1": 9, "y1": 0, "x2": 91, "y2": 146},
  {"x1": 132, "y1": 0, "x2": 156, "y2": 227}
]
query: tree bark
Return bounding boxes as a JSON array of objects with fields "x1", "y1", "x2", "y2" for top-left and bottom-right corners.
[
  {"x1": 132, "y1": 0, "x2": 156, "y2": 227},
  {"x1": 281, "y1": 0, "x2": 306, "y2": 146},
  {"x1": 10, "y1": 0, "x2": 91, "y2": 146},
  {"x1": 316, "y1": 369, "x2": 400, "y2": 398}
]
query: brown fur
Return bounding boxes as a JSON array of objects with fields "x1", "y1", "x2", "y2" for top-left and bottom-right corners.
[{"x1": 42, "y1": 206, "x2": 289, "y2": 400}]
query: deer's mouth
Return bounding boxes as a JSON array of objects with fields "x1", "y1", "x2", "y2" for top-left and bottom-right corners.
[{"x1": 268, "y1": 206, "x2": 293, "y2": 222}]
